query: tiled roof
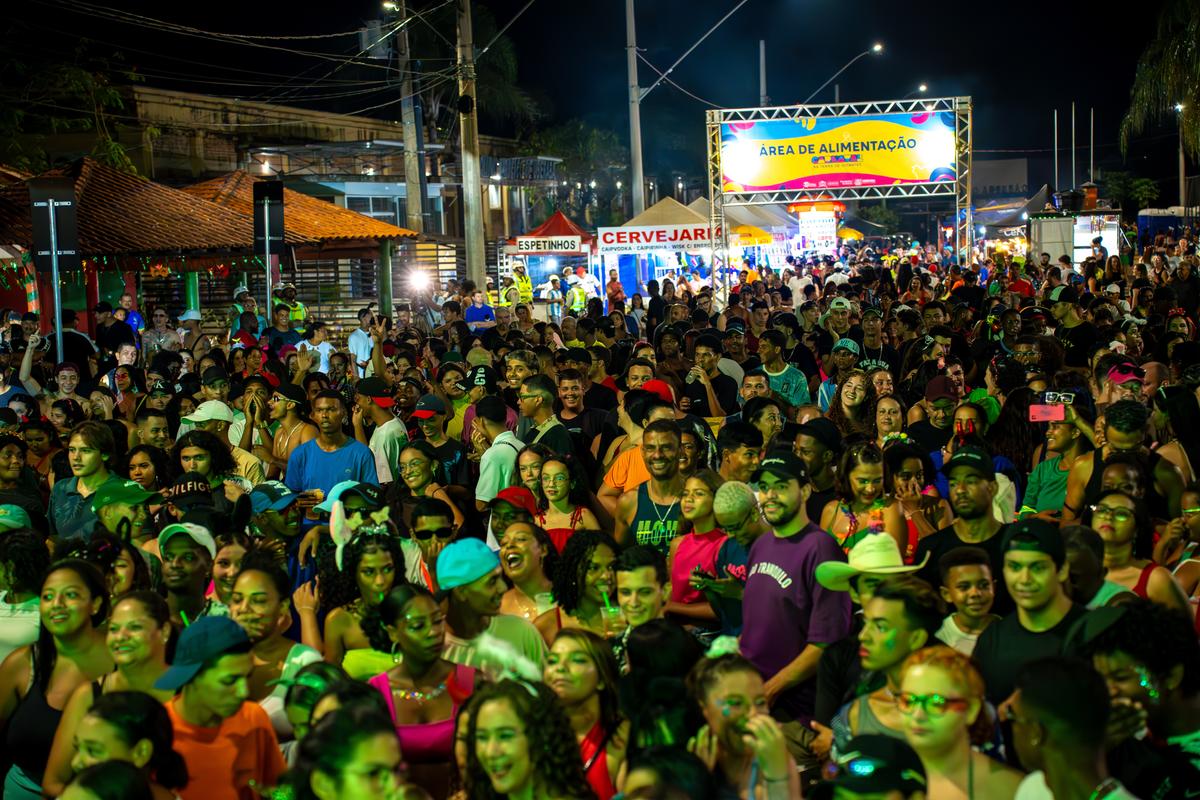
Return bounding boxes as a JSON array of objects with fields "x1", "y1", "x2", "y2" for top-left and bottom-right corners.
[
  {"x1": 183, "y1": 171, "x2": 417, "y2": 242},
  {"x1": 0, "y1": 158, "x2": 309, "y2": 255}
]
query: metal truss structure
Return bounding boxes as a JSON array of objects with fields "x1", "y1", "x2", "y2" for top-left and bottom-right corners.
[{"x1": 705, "y1": 96, "x2": 973, "y2": 285}]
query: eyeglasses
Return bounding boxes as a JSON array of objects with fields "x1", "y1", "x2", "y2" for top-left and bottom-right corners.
[
  {"x1": 413, "y1": 526, "x2": 454, "y2": 541},
  {"x1": 896, "y1": 692, "x2": 971, "y2": 717},
  {"x1": 1091, "y1": 504, "x2": 1134, "y2": 522},
  {"x1": 1042, "y1": 392, "x2": 1075, "y2": 405},
  {"x1": 399, "y1": 459, "x2": 429, "y2": 473},
  {"x1": 541, "y1": 474, "x2": 569, "y2": 485}
]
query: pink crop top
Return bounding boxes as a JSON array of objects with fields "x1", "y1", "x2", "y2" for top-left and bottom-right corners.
[{"x1": 368, "y1": 664, "x2": 476, "y2": 763}]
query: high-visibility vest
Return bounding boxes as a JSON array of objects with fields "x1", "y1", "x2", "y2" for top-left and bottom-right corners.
[
  {"x1": 488, "y1": 289, "x2": 501, "y2": 306},
  {"x1": 515, "y1": 273, "x2": 534, "y2": 304},
  {"x1": 568, "y1": 285, "x2": 586, "y2": 312},
  {"x1": 496, "y1": 286, "x2": 513, "y2": 307}
]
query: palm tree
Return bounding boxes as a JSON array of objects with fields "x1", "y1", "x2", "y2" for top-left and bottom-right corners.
[{"x1": 1120, "y1": 0, "x2": 1200, "y2": 159}]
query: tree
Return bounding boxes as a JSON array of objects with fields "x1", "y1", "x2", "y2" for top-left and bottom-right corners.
[
  {"x1": 406, "y1": 3, "x2": 541, "y2": 144},
  {"x1": 1120, "y1": 0, "x2": 1200, "y2": 160},
  {"x1": 0, "y1": 37, "x2": 142, "y2": 174},
  {"x1": 1103, "y1": 171, "x2": 1161, "y2": 218},
  {"x1": 521, "y1": 119, "x2": 628, "y2": 226},
  {"x1": 858, "y1": 202, "x2": 901, "y2": 234}
]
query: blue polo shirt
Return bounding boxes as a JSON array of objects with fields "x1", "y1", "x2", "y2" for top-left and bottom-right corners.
[{"x1": 464, "y1": 303, "x2": 495, "y2": 332}]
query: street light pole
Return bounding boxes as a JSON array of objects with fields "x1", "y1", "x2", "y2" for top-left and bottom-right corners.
[
  {"x1": 626, "y1": 0, "x2": 645, "y2": 217},
  {"x1": 457, "y1": 0, "x2": 486, "y2": 287},
  {"x1": 1178, "y1": 104, "x2": 1187, "y2": 207},
  {"x1": 802, "y1": 43, "x2": 882, "y2": 104},
  {"x1": 626, "y1": 0, "x2": 752, "y2": 218}
]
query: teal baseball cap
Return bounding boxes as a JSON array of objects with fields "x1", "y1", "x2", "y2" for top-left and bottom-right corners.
[{"x1": 0, "y1": 505, "x2": 32, "y2": 531}]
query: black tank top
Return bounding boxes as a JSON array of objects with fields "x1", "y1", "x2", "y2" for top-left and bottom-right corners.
[
  {"x1": 630, "y1": 483, "x2": 681, "y2": 557},
  {"x1": 6, "y1": 645, "x2": 65, "y2": 782},
  {"x1": 1083, "y1": 449, "x2": 1169, "y2": 519}
]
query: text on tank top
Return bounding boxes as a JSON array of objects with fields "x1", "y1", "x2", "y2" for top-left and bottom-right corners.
[{"x1": 631, "y1": 483, "x2": 681, "y2": 556}]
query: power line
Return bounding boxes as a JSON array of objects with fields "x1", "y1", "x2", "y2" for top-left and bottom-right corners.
[{"x1": 637, "y1": 53, "x2": 720, "y2": 108}]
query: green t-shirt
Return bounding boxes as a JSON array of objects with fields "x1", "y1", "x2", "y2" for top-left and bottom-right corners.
[{"x1": 1022, "y1": 454, "x2": 1070, "y2": 515}]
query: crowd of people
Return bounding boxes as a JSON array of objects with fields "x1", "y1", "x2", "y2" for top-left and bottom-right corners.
[{"x1": 0, "y1": 246, "x2": 1197, "y2": 800}]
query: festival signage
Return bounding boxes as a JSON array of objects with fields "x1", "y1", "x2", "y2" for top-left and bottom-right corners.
[
  {"x1": 514, "y1": 235, "x2": 583, "y2": 253},
  {"x1": 719, "y1": 111, "x2": 956, "y2": 192},
  {"x1": 597, "y1": 224, "x2": 721, "y2": 254},
  {"x1": 796, "y1": 211, "x2": 838, "y2": 254}
]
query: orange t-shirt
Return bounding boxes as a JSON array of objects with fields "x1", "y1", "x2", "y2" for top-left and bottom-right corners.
[
  {"x1": 603, "y1": 445, "x2": 651, "y2": 493},
  {"x1": 168, "y1": 697, "x2": 286, "y2": 800}
]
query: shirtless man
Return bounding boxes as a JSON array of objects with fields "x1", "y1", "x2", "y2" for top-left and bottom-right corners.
[{"x1": 264, "y1": 383, "x2": 317, "y2": 480}]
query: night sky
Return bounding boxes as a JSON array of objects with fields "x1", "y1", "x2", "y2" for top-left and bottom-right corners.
[{"x1": 10, "y1": 0, "x2": 1181, "y2": 190}]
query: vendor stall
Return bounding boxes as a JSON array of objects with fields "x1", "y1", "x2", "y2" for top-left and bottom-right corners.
[
  {"x1": 502, "y1": 210, "x2": 594, "y2": 304},
  {"x1": 597, "y1": 198, "x2": 718, "y2": 293}
]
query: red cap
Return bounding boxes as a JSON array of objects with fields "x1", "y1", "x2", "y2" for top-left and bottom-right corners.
[
  {"x1": 640, "y1": 379, "x2": 676, "y2": 406},
  {"x1": 491, "y1": 487, "x2": 538, "y2": 518}
]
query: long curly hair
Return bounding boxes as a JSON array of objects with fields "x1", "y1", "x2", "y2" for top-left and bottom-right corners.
[
  {"x1": 826, "y1": 369, "x2": 876, "y2": 438},
  {"x1": 551, "y1": 530, "x2": 619, "y2": 614},
  {"x1": 316, "y1": 531, "x2": 408, "y2": 613},
  {"x1": 464, "y1": 680, "x2": 593, "y2": 800}
]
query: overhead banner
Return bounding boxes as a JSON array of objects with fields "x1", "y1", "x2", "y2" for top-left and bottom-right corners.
[
  {"x1": 597, "y1": 223, "x2": 721, "y2": 255},
  {"x1": 719, "y1": 110, "x2": 956, "y2": 193},
  {"x1": 515, "y1": 235, "x2": 583, "y2": 254}
]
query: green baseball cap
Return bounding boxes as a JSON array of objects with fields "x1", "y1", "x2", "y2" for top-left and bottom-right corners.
[
  {"x1": 0, "y1": 505, "x2": 32, "y2": 531},
  {"x1": 90, "y1": 479, "x2": 161, "y2": 513}
]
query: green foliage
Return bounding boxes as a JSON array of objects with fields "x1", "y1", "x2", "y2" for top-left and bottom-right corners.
[
  {"x1": 1102, "y1": 171, "x2": 1162, "y2": 218},
  {"x1": 405, "y1": 3, "x2": 541, "y2": 141},
  {"x1": 0, "y1": 37, "x2": 141, "y2": 174},
  {"x1": 857, "y1": 203, "x2": 901, "y2": 233},
  {"x1": 520, "y1": 119, "x2": 629, "y2": 227},
  {"x1": 1120, "y1": 0, "x2": 1200, "y2": 160}
]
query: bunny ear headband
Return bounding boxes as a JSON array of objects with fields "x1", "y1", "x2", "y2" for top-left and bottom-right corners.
[{"x1": 331, "y1": 501, "x2": 395, "y2": 571}]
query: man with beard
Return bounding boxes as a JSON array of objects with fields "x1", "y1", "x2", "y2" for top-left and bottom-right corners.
[
  {"x1": 159, "y1": 522, "x2": 218, "y2": 628},
  {"x1": 228, "y1": 550, "x2": 320, "y2": 725},
  {"x1": 1049, "y1": 285, "x2": 1100, "y2": 369},
  {"x1": 438, "y1": 538, "x2": 547, "y2": 671},
  {"x1": 135, "y1": 407, "x2": 173, "y2": 451},
  {"x1": 263, "y1": 383, "x2": 316, "y2": 481},
  {"x1": 913, "y1": 446, "x2": 1012, "y2": 615},
  {"x1": 614, "y1": 420, "x2": 685, "y2": 557},
  {"x1": 740, "y1": 450, "x2": 852, "y2": 732}
]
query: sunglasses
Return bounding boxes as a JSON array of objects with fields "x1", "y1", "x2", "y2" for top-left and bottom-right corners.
[
  {"x1": 1042, "y1": 391, "x2": 1075, "y2": 405},
  {"x1": 413, "y1": 526, "x2": 454, "y2": 541}
]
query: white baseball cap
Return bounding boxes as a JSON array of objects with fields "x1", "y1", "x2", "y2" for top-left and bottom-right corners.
[
  {"x1": 183, "y1": 400, "x2": 235, "y2": 424},
  {"x1": 179, "y1": 309, "x2": 202, "y2": 322}
]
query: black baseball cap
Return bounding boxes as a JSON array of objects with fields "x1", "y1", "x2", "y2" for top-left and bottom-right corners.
[
  {"x1": 1002, "y1": 518, "x2": 1066, "y2": 566},
  {"x1": 750, "y1": 449, "x2": 809, "y2": 483},
  {"x1": 462, "y1": 365, "x2": 499, "y2": 394},
  {"x1": 274, "y1": 382, "x2": 307, "y2": 407},
  {"x1": 201, "y1": 366, "x2": 229, "y2": 386},
  {"x1": 944, "y1": 445, "x2": 995, "y2": 479},
  {"x1": 1049, "y1": 285, "x2": 1080, "y2": 305},
  {"x1": 809, "y1": 735, "x2": 927, "y2": 800},
  {"x1": 797, "y1": 418, "x2": 843, "y2": 455},
  {"x1": 356, "y1": 377, "x2": 395, "y2": 408}
]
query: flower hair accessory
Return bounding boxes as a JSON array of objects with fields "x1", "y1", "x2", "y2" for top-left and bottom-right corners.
[{"x1": 882, "y1": 432, "x2": 909, "y2": 445}]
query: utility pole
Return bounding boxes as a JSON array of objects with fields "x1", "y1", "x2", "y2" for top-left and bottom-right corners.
[
  {"x1": 626, "y1": 0, "x2": 645, "y2": 216},
  {"x1": 397, "y1": 0, "x2": 424, "y2": 234},
  {"x1": 759, "y1": 40, "x2": 767, "y2": 105},
  {"x1": 457, "y1": 0, "x2": 486, "y2": 286}
]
